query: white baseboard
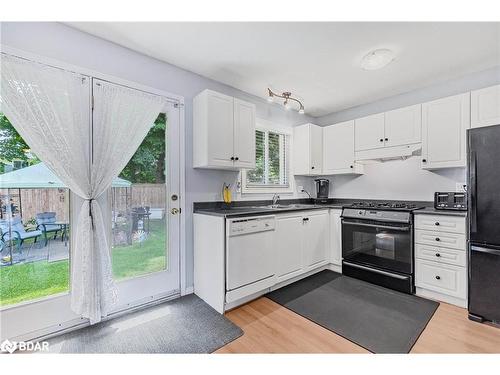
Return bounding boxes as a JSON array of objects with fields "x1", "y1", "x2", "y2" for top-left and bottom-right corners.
[
  {"x1": 416, "y1": 287, "x2": 467, "y2": 308},
  {"x1": 183, "y1": 286, "x2": 194, "y2": 296}
]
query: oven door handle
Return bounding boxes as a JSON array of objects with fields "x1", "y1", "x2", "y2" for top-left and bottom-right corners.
[
  {"x1": 342, "y1": 221, "x2": 410, "y2": 231},
  {"x1": 343, "y1": 261, "x2": 410, "y2": 280}
]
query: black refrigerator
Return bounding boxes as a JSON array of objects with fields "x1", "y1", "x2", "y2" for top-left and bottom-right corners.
[{"x1": 468, "y1": 124, "x2": 500, "y2": 324}]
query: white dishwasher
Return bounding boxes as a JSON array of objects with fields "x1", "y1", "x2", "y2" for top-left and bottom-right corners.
[{"x1": 226, "y1": 215, "x2": 276, "y2": 303}]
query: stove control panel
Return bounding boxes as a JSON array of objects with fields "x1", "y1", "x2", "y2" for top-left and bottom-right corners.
[{"x1": 342, "y1": 208, "x2": 411, "y2": 223}]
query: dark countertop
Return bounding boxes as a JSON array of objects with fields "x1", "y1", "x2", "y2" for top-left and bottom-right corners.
[
  {"x1": 414, "y1": 207, "x2": 467, "y2": 217},
  {"x1": 193, "y1": 198, "x2": 433, "y2": 218}
]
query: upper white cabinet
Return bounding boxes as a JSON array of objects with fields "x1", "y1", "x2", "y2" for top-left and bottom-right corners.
[
  {"x1": 355, "y1": 105, "x2": 422, "y2": 152},
  {"x1": 471, "y1": 84, "x2": 500, "y2": 129},
  {"x1": 193, "y1": 89, "x2": 255, "y2": 170},
  {"x1": 323, "y1": 121, "x2": 364, "y2": 175},
  {"x1": 421, "y1": 93, "x2": 470, "y2": 169},
  {"x1": 355, "y1": 113, "x2": 385, "y2": 151},
  {"x1": 384, "y1": 104, "x2": 422, "y2": 147},
  {"x1": 293, "y1": 123, "x2": 323, "y2": 175}
]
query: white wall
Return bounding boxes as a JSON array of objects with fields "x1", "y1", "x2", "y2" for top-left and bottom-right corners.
[
  {"x1": 0, "y1": 22, "x2": 313, "y2": 289},
  {"x1": 324, "y1": 158, "x2": 465, "y2": 201}
]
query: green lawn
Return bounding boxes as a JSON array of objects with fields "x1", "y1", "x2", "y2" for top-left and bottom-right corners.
[{"x1": 0, "y1": 219, "x2": 167, "y2": 307}]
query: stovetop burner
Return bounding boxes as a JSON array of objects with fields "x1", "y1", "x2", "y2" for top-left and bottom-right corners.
[{"x1": 346, "y1": 201, "x2": 424, "y2": 211}]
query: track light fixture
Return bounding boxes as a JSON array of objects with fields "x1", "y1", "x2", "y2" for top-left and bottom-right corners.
[{"x1": 267, "y1": 88, "x2": 305, "y2": 114}]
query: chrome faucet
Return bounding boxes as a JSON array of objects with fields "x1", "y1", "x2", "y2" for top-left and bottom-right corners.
[{"x1": 272, "y1": 193, "x2": 280, "y2": 206}]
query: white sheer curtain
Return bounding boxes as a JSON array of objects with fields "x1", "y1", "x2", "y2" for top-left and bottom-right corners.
[{"x1": 1, "y1": 53, "x2": 165, "y2": 323}]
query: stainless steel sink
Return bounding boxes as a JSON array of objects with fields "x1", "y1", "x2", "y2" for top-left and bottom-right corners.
[{"x1": 263, "y1": 203, "x2": 316, "y2": 210}]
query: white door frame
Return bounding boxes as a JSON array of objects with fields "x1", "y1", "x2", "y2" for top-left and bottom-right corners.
[{"x1": 0, "y1": 45, "x2": 187, "y2": 341}]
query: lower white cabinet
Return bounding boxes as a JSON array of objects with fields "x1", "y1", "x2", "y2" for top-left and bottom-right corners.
[
  {"x1": 303, "y1": 210, "x2": 330, "y2": 271},
  {"x1": 275, "y1": 210, "x2": 329, "y2": 282},
  {"x1": 275, "y1": 213, "x2": 304, "y2": 281},
  {"x1": 329, "y1": 209, "x2": 342, "y2": 266},
  {"x1": 414, "y1": 213, "x2": 467, "y2": 307},
  {"x1": 415, "y1": 259, "x2": 467, "y2": 300}
]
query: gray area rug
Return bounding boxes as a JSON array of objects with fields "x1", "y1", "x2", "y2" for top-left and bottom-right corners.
[
  {"x1": 267, "y1": 270, "x2": 439, "y2": 353},
  {"x1": 47, "y1": 294, "x2": 243, "y2": 353}
]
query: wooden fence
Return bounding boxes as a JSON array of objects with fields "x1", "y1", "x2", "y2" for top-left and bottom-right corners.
[{"x1": 0, "y1": 184, "x2": 165, "y2": 222}]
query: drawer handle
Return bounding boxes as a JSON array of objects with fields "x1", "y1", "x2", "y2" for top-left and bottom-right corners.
[
  {"x1": 435, "y1": 237, "x2": 440, "y2": 242},
  {"x1": 435, "y1": 222, "x2": 440, "y2": 226},
  {"x1": 435, "y1": 275, "x2": 441, "y2": 280},
  {"x1": 435, "y1": 253, "x2": 441, "y2": 257}
]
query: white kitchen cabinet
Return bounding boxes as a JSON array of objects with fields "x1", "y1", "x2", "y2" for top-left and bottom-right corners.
[
  {"x1": 421, "y1": 93, "x2": 470, "y2": 169},
  {"x1": 275, "y1": 214, "x2": 304, "y2": 283},
  {"x1": 193, "y1": 89, "x2": 256, "y2": 170},
  {"x1": 329, "y1": 209, "x2": 342, "y2": 266},
  {"x1": 233, "y1": 98, "x2": 256, "y2": 168},
  {"x1": 384, "y1": 104, "x2": 422, "y2": 147},
  {"x1": 323, "y1": 121, "x2": 364, "y2": 175},
  {"x1": 471, "y1": 84, "x2": 500, "y2": 129},
  {"x1": 302, "y1": 210, "x2": 330, "y2": 271},
  {"x1": 354, "y1": 113, "x2": 385, "y2": 151},
  {"x1": 293, "y1": 123, "x2": 323, "y2": 175}
]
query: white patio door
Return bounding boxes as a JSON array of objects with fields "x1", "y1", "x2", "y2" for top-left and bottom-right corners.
[{"x1": 109, "y1": 101, "x2": 181, "y2": 311}]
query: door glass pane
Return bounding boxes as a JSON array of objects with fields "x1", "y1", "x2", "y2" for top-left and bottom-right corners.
[
  {"x1": 0, "y1": 113, "x2": 70, "y2": 307},
  {"x1": 111, "y1": 113, "x2": 167, "y2": 280}
]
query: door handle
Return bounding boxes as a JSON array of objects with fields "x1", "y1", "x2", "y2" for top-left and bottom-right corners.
[{"x1": 171, "y1": 208, "x2": 180, "y2": 215}]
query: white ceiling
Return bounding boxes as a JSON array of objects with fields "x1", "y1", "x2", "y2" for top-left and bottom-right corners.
[{"x1": 67, "y1": 22, "x2": 500, "y2": 117}]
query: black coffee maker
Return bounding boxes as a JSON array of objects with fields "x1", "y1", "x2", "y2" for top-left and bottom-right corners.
[{"x1": 315, "y1": 178, "x2": 330, "y2": 201}]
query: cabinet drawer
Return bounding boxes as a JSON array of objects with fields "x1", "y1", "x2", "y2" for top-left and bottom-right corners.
[
  {"x1": 415, "y1": 214, "x2": 465, "y2": 234},
  {"x1": 415, "y1": 229, "x2": 465, "y2": 250},
  {"x1": 415, "y1": 259, "x2": 466, "y2": 299},
  {"x1": 415, "y1": 244, "x2": 466, "y2": 267}
]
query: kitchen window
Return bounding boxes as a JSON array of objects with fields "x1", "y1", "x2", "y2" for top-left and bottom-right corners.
[{"x1": 242, "y1": 125, "x2": 291, "y2": 193}]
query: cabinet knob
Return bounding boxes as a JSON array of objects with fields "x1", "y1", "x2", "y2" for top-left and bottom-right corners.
[
  {"x1": 311, "y1": 166, "x2": 315, "y2": 169},
  {"x1": 422, "y1": 159, "x2": 427, "y2": 163},
  {"x1": 435, "y1": 275, "x2": 441, "y2": 280},
  {"x1": 350, "y1": 165, "x2": 353, "y2": 168},
  {"x1": 435, "y1": 237, "x2": 440, "y2": 242},
  {"x1": 230, "y1": 156, "x2": 235, "y2": 161},
  {"x1": 235, "y1": 157, "x2": 239, "y2": 161},
  {"x1": 435, "y1": 222, "x2": 440, "y2": 226},
  {"x1": 303, "y1": 217, "x2": 309, "y2": 222},
  {"x1": 385, "y1": 138, "x2": 388, "y2": 141},
  {"x1": 379, "y1": 138, "x2": 384, "y2": 142},
  {"x1": 435, "y1": 253, "x2": 441, "y2": 257}
]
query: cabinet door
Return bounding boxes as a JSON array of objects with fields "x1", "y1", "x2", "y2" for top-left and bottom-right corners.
[
  {"x1": 354, "y1": 113, "x2": 385, "y2": 151},
  {"x1": 471, "y1": 85, "x2": 500, "y2": 129},
  {"x1": 323, "y1": 121, "x2": 356, "y2": 174},
  {"x1": 329, "y1": 209, "x2": 342, "y2": 266},
  {"x1": 421, "y1": 93, "x2": 470, "y2": 169},
  {"x1": 293, "y1": 124, "x2": 311, "y2": 175},
  {"x1": 302, "y1": 211, "x2": 329, "y2": 271},
  {"x1": 233, "y1": 98, "x2": 256, "y2": 169},
  {"x1": 206, "y1": 91, "x2": 235, "y2": 167},
  {"x1": 275, "y1": 215, "x2": 304, "y2": 282},
  {"x1": 309, "y1": 124, "x2": 323, "y2": 174},
  {"x1": 384, "y1": 104, "x2": 422, "y2": 147}
]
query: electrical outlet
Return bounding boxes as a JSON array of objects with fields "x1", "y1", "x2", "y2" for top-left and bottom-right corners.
[
  {"x1": 297, "y1": 185, "x2": 304, "y2": 193},
  {"x1": 456, "y1": 183, "x2": 466, "y2": 192}
]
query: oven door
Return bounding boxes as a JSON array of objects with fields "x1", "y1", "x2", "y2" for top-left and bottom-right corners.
[{"x1": 342, "y1": 218, "x2": 413, "y2": 274}]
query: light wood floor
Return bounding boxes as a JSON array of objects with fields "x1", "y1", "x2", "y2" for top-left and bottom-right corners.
[{"x1": 216, "y1": 297, "x2": 500, "y2": 353}]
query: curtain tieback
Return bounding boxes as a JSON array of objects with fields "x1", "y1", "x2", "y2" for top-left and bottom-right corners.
[{"x1": 88, "y1": 198, "x2": 95, "y2": 230}]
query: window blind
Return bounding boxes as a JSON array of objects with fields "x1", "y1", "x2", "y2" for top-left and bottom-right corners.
[{"x1": 246, "y1": 129, "x2": 289, "y2": 188}]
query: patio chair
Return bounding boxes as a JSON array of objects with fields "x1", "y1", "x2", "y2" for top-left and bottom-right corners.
[
  {"x1": 0, "y1": 216, "x2": 43, "y2": 252},
  {"x1": 36, "y1": 212, "x2": 64, "y2": 246}
]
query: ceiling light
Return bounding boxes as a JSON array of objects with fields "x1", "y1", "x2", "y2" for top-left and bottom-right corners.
[
  {"x1": 360, "y1": 48, "x2": 395, "y2": 71},
  {"x1": 267, "y1": 88, "x2": 305, "y2": 114}
]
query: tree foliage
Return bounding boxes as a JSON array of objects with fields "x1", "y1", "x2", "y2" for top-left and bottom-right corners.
[
  {"x1": 0, "y1": 113, "x2": 40, "y2": 173},
  {"x1": 119, "y1": 113, "x2": 166, "y2": 184}
]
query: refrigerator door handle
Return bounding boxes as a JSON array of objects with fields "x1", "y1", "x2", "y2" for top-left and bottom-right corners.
[
  {"x1": 471, "y1": 245, "x2": 500, "y2": 257},
  {"x1": 470, "y1": 150, "x2": 477, "y2": 234}
]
